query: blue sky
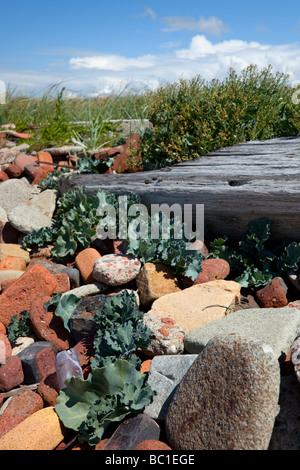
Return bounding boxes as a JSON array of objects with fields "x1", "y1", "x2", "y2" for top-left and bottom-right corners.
[{"x1": 1, "y1": 0, "x2": 300, "y2": 96}]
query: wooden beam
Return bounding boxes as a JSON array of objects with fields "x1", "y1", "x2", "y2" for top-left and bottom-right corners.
[{"x1": 58, "y1": 136, "x2": 300, "y2": 241}]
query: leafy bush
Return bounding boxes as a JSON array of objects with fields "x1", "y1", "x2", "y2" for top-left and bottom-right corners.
[{"x1": 141, "y1": 65, "x2": 300, "y2": 169}]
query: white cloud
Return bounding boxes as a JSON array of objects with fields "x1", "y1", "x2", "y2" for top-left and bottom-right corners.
[
  {"x1": 162, "y1": 15, "x2": 230, "y2": 36},
  {"x1": 3, "y1": 35, "x2": 300, "y2": 96},
  {"x1": 175, "y1": 35, "x2": 263, "y2": 59},
  {"x1": 140, "y1": 7, "x2": 156, "y2": 20},
  {"x1": 69, "y1": 54, "x2": 157, "y2": 71}
]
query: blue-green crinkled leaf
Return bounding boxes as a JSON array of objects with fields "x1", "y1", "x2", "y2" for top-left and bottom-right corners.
[
  {"x1": 94, "y1": 290, "x2": 142, "y2": 328},
  {"x1": 21, "y1": 226, "x2": 55, "y2": 249},
  {"x1": 235, "y1": 266, "x2": 273, "y2": 288},
  {"x1": 238, "y1": 217, "x2": 273, "y2": 256},
  {"x1": 44, "y1": 293, "x2": 81, "y2": 332},
  {"x1": 91, "y1": 291, "x2": 152, "y2": 369},
  {"x1": 277, "y1": 242, "x2": 300, "y2": 273},
  {"x1": 55, "y1": 359, "x2": 155, "y2": 445}
]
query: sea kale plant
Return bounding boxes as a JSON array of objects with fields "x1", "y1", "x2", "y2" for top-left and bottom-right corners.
[
  {"x1": 90, "y1": 290, "x2": 153, "y2": 369},
  {"x1": 22, "y1": 186, "x2": 203, "y2": 281},
  {"x1": 54, "y1": 290, "x2": 155, "y2": 446},
  {"x1": 207, "y1": 217, "x2": 300, "y2": 288}
]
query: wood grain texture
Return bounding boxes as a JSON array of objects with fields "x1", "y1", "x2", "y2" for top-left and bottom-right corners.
[{"x1": 58, "y1": 136, "x2": 300, "y2": 240}]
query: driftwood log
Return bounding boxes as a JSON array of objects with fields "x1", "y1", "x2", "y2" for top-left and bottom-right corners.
[{"x1": 58, "y1": 136, "x2": 300, "y2": 241}]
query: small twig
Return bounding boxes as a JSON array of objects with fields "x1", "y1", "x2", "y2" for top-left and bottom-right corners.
[{"x1": 202, "y1": 299, "x2": 249, "y2": 316}]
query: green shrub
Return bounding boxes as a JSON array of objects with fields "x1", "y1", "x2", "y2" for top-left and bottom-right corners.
[{"x1": 140, "y1": 65, "x2": 300, "y2": 169}]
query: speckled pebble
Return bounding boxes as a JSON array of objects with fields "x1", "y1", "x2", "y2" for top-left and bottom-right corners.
[
  {"x1": 93, "y1": 254, "x2": 141, "y2": 286},
  {"x1": 139, "y1": 313, "x2": 185, "y2": 356}
]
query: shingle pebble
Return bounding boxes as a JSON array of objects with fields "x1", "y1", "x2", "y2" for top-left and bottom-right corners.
[{"x1": 93, "y1": 254, "x2": 141, "y2": 286}]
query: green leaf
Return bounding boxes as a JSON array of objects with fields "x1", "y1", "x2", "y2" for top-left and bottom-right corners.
[
  {"x1": 6, "y1": 311, "x2": 32, "y2": 343},
  {"x1": 277, "y1": 242, "x2": 300, "y2": 272},
  {"x1": 44, "y1": 293, "x2": 81, "y2": 332},
  {"x1": 91, "y1": 291, "x2": 152, "y2": 369},
  {"x1": 55, "y1": 359, "x2": 154, "y2": 445}
]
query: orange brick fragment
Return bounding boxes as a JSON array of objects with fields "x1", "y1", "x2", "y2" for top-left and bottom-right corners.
[
  {"x1": 0, "y1": 264, "x2": 58, "y2": 327},
  {"x1": 158, "y1": 327, "x2": 170, "y2": 337}
]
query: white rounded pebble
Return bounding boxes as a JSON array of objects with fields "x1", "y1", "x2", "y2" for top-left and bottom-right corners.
[{"x1": 93, "y1": 254, "x2": 141, "y2": 286}]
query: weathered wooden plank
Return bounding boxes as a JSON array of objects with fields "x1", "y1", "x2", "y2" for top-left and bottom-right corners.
[{"x1": 58, "y1": 136, "x2": 300, "y2": 241}]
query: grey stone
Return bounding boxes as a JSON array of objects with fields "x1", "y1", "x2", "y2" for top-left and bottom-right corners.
[
  {"x1": 7, "y1": 189, "x2": 57, "y2": 234},
  {"x1": 268, "y1": 374, "x2": 300, "y2": 450},
  {"x1": 184, "y1": 307, "x2": 300, "y2": 362},
  {"x1": 166, "y1": 334, "x2": 281, "y2": 450},
  {"x1": 143, "y1": 354, "x2": 198, "y2": 421},
  {"x1": 61, "y1": 282, "x2": 108, "y2": 299},
  {"x1": 0, "y1": 179, "x2": 31, "y2": 213},
  {"x1": 8, "y1": 205, "x2": 53, "y2": 234},
  {"x1": 17, "y1": 341, "x2": 57, "y2": 384},
  {"x1": 69, "y1": 294, "x2": 108, "y2": 342},
  {"x1": 63, "y1": 267, "x2": 81, "y2": 288}
]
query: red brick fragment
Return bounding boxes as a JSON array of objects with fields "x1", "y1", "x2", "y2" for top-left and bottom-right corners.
[
  {"x1": 182, "y1": 258, "x2": 230, "y2": 288},
  {"x1": 0, "y1": 264, "x2": 58, "y2": 327},
  {"x1": 37, "y1": 151, "x2": 54, "y2": 168},
  {"x1": 31, "y1": 166, "x2": 53, "y2": 185},
  {"x1": 256, "y1": 277, "x2": 288, "y2": 308},
  {"x1": 0, "y1": 390, "x2": 44, "y2": 438},
  {"x1": 35, "y1": 346, "x2": 57, "y2": 381},
  {"x1": 29, "y1": 296, "x2": 70, "y2": 352},
  {"x1": 4, "y1": 164, "x2": 21, "y2": 179},
  {"x1": 158, "y1": 327, "x2": 170, "y2": 337},
  {"x1": 0, "y1": 356, "x2": 24, "y2": 392},
  {"x1": 14, "y1": 154, "x2": 36, "y2": 174},
  {"x1": 52, "y1": 272, "x2": 70, "y2": 294},
  {"x1": 75, "y1": 248, "x2": 101, "y2": 284},
  {"x1": 37, "y1": 370, "x2": 59, "y2": 407}
]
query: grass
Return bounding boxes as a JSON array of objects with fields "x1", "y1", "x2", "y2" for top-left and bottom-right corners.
[
  {"x1": 0, "y1": 83, "x2": 149, "y2": 127},
  {"x1": 1, "y1": 65, "x2": 300, "y2": 169}
]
